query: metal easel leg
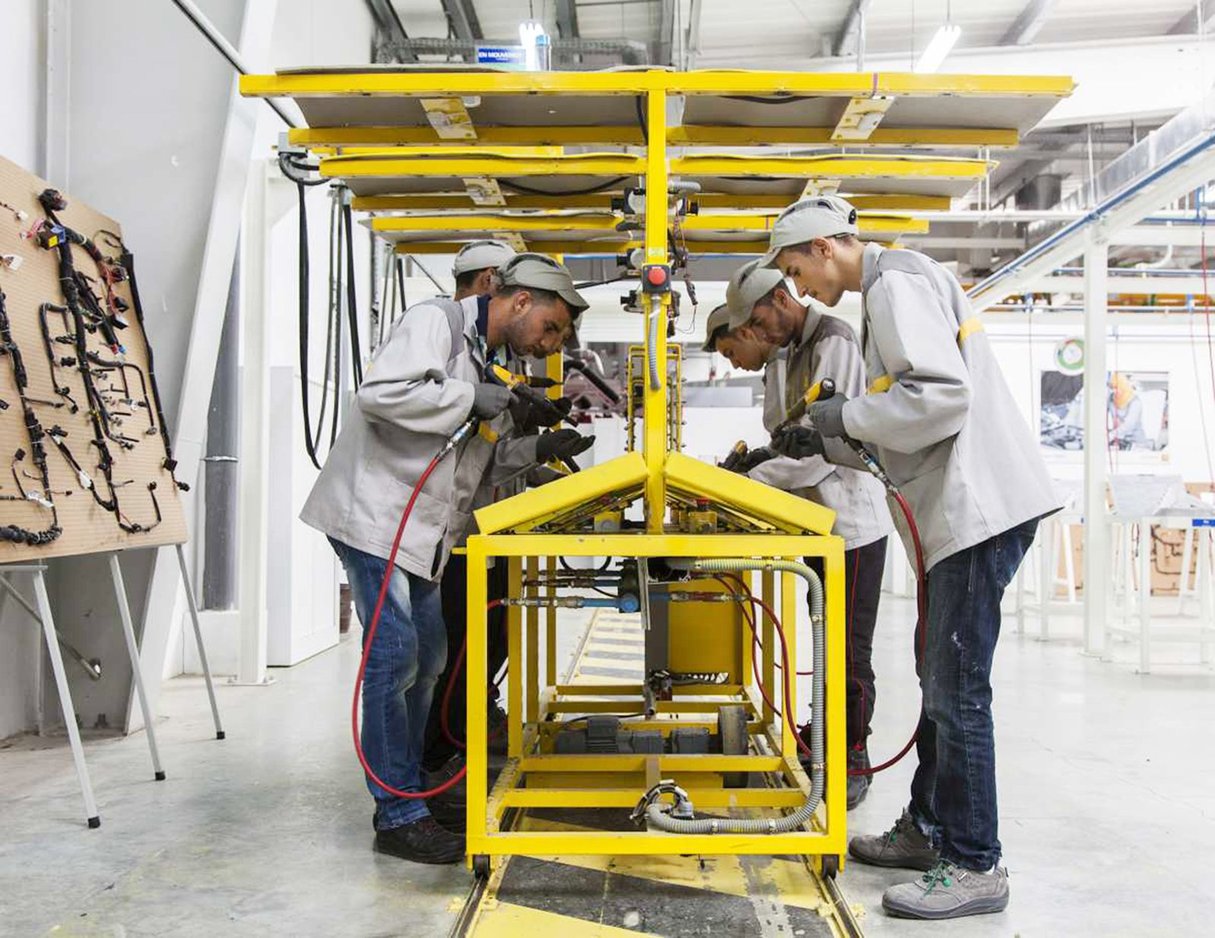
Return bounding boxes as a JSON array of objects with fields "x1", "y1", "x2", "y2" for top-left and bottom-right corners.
[
  {"x1": 109, "y1": 553, "x2": 166, "y2": 780},
  {"x1": 28, "y1": 571, "x2": 101, "y2": 828},
  {"x1": 175, "y1": 544, "x2": 225, "y2": 739}
]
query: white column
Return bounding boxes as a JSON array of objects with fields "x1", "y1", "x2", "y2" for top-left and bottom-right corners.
[
  {"x1": 236, "y1": 160, "x2": 272, "y2": 684},
  {"x1": 1083, "y1": 241, "x2": 1109, "y2": 657}
]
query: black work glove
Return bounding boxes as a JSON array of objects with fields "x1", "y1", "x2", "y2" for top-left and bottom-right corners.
[
  {"x1": 735, "y1": 446, "x2": 778, "y2": 473},
  {"x1": 536, "y1": 429, "x2": 594, "y2": 464},
  {"x1": 513, "y1": 394, "x2": 574, "y2": 433},
  {"x1": 806, "y1": 393, "x2": 849, "y2": 439},
  {"x1": 771, "y1": 425, "x2": 826, "y2": 459},
  {"x1": 471, "y1": 383, "x2": 514, "y2": 419}
]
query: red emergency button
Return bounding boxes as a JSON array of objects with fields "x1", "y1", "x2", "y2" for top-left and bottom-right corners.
[{"x1": 641, "y1": 264, "x2": 671, "y2": 293}]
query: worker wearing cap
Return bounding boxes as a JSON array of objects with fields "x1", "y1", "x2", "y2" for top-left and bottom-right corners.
[
  {"x1": 421, "y1": 240, "x2": 520, "y2": 786},
  {"x1": 421, "y1": 242, "x2": 577, "y2": 786},
  {"x1": 723, "y1": 262, "x2": 893, "y2": 810},
  {"x1": 763, "y1": 196, "x2": 1060, "y2": 920},
  {"x1": 301, "y1": 254, "x2": 593, "y2": 865}
]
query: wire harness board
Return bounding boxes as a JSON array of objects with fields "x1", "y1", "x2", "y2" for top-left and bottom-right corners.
[{"x1": 0, "y1": 155, "x2": 187, "y2": 561}]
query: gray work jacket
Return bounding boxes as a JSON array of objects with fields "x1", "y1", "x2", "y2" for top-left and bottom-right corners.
[
  {"x1": 300, "y1": 296, "x2": 536, "y2": 581},
  {"x1": 842, "y1": 244, "x2": 1060, "y2": 570},
  {"x1": 753, "y1": 312, "x2": 893, "y2": 551}
]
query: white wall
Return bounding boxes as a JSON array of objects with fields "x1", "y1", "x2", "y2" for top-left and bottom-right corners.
[{"x1": 0, "y1": 1, "x2": 48, "y2": 740}]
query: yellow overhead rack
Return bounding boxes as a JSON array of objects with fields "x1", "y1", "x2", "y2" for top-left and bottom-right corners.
[{"x1": 240, "y1": 66, "x2": 1071, "y2": 878}]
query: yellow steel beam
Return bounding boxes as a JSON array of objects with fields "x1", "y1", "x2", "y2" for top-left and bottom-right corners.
[
  {"x1": 473, "y1": 532, "x2": 835, "y2": 559},
  {"x1": 643, "y1": 87, "x2": 669, "y2": 532},
  {"x1": 371, "y1": 213, "x2": 620, "y2": 233},
  {"x1": 320, "y1": 153, "x2": 645, "y2": 178},
  {"x1": 354, "y1": 192, "x2": 953, "y2": 213},
  {"x1": 685, "y1": 213, "x2": 929, "y2": 235},
  {"x1": 519, "y1": 754, "x2": 781, "y2": 773},
  {"x1": 665, "y1": 452, "x2": 836, "y2": 535},
  {"x1": 673, "y1": 153, "x2": 993, "y2": 179},
  {"x1": 308, "y1": 145, "x2": 565, "y2": 158},
  {"x1": 670, "y1": 125, "x2": 1020, "y2": 148},
  {"x1": 499, "y1": 789, "x2": 808, "y2": 809},
  {"x1": 242, "y1": 70, "x2": 1072, "y2": 100},
  {"x1": 290, "y1": 125, "x2": 647, "y2": 148},
  {"x1": 292, "y1": 123, "x2": 1018, "y2": 149}
]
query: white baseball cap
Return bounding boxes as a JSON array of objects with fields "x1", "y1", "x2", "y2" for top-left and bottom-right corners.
[
  {"x1": 725, "y1": 259, "x2": 785, "y2": 329},
  {"x1": 452, "y1": 239, "x2": 517, "y2": 276},
  {"x1": 701, "y1": 304, "x2": 733, "y2": 352},
  {"x1": 758, "y1": 196, "x2": 860, "y2": 269}
]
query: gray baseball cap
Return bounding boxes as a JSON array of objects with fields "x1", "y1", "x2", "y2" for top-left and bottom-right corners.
[
  {"x1": 452, "y1": 239, "x2": 517, "y2": 276},
  {"x1": 725, "y1": 259, "x2": 785, "y2": 329},
  {"x1": 701, "y1": 303, "x2": 732, "y2": 352},
  {"x1": 498, "y1": 252, "x2": 589, "y2": 315},
  {"x1": 758, "y1": 195, "x2": 860, "y2": 269}
]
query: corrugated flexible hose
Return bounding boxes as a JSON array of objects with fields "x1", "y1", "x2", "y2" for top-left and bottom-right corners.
[{"x1": 646, "y1": 558, "x2": 824, "y2": 834}]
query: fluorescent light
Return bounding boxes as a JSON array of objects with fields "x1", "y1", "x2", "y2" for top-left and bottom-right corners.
[{"x1": 914, "y1": 23, "x2": 961, "y2": 73}]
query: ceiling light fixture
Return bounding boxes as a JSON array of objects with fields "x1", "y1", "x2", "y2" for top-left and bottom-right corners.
[{"x1": 914, "y1": 22, "x2": 961, "y2": 73}]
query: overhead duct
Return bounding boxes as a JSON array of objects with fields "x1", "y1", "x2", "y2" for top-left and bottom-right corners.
[
  {"x1": 375, "y1": 36, "x2": 650, "y2": 66},
  {"x1": 1015, "y1": 173, "x2": 1062, "y2": 210}
]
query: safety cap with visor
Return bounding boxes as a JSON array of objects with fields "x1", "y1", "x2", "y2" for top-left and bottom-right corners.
[
  {"x1": 497, "y1": 253, "x2": 590, "y2": 347},
  {"x1": 701, "y1": 303, "x2": 733, "y2": 352},
  {"x1": 725, "y1": 259, "x2": 786, "y2": 330},
  {"x1": 758, "y1": 195, "x2": 859, "y2": 270},
  {"x1": 452, "y1": 239, "x2": 517, "y2": 277}
]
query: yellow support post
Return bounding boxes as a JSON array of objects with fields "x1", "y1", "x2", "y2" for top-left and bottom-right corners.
[
  {"x1": 643, "y1": 87, "x2": 669, "y2": 534},
  {"x1": 507, "y1": 557, "x2": 524, "y2": 759},
  {"x1": 762, "y1": 569, "x2": 776, "y2": 725},
  {"x1": 781, "y1": 572, "x2": 798, "y2": 760},
  {"x1": 526, "y1": 556, "x2": 539, "y2": 725},
  {"x1": 464, "y1": 538, "x2": 489, "y2": 850},
  {"x1": 824, "y1": 541, "x2": 848, "y2": 855}
]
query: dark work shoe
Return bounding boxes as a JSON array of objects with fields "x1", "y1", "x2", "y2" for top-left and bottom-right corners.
[
  {"x1": 849, "y1": 810, "x2": 940, "y2": 871},
  {"x1": 424, "y1": 755, "x2": 467, "y2": 800},
  {"x1": 847, "y1": 747, "x2": 871, "y2": 810},
  {"x1": 487, "y1": 702, "x2": 509, "y2": 756},
  {"x1": 374, "y1": 816, "x2": 464, "y2": 865},
  {"x1": 428, "y1": 798, "x2": 467, "y2": 833},
  {"x1": 882, "y1": 860, "x2": 1010, "y2": 920}
]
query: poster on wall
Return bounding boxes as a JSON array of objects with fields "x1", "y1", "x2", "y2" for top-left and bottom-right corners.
[{"x1": 1039, "y1": 370, "x2": 1170, "y2": 452}]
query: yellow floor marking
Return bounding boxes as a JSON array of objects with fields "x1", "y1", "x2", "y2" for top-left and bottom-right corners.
[
  {"x1": 472, "y1": 901, "x2": 664, "y2": 938},
  {"x1": 516, "y1": 817, "x2": 828, "y2": 914}
]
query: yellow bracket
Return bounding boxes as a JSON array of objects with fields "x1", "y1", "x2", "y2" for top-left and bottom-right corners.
[
  {"x1": 474, "y1": 452, "x2": 648, "y2": 535},
  {"x1": 370, "y1": 213, "x2": 620, "y2": 233},
  {"x1": 421, "y1": 97, "x2": 477, "y2": 140},
  {"x1": 831, "y1": 95, "x2": 897, "y2": 142},
  {"x1": 664, "y1": 453, "x2": 835, "y2": 536}
]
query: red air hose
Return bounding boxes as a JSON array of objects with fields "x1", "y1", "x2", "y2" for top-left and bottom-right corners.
[{"x1": 350, "y1": 446, "x2": 481, "y2": 801}]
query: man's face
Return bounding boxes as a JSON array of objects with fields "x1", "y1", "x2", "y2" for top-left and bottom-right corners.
[
  {"x1": 715, "y1": 325, "x2": 772, "y2": 372},
  {"x1": 777, "y1": 239, "x2": 847, "y2": 308},
  {"x1": 746, "y1": 289, "x2": 799, "y2": 347},
  {"x1": 503, "y1": 290, "x2": 575, "y2": 358}
]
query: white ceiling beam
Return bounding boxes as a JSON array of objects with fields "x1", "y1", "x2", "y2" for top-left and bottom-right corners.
[
  {"x1": 1169, "y1": 3, "x2": 1215, "y2": 36},
  {"x1": 1000, "y1": 0, "x2": 1058, "y2": 45},
  {"x1": 833, "y1": 0, "x2": 874, "y2": 57}
]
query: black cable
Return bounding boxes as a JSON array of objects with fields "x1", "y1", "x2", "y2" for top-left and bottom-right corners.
[
  {"x1": 502, "y1": 177, "x2": 630, "y2": 197},
  {"x1": 295, "y1": 179, "x2": 323, "y2": 470},
  {"x1": 723, "y1": 94, "x2": 803, "y2": 105},
  {"x1": 394, "y1": 256, "x2": 407, "y2": 324},
  {"x1": 340, "y1": 197, "x2": 363, "y2": 387}
]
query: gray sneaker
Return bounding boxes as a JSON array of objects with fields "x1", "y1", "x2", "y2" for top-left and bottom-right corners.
[
  {"x1": 882, "y1": 860, "x2": 1010, "y2": 920},
  {"x1": 848, "y1": 810, "x2": 939, "y2": 870}
]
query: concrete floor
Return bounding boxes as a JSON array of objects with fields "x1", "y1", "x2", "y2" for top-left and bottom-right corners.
[{"x1": 2, "y1": 596, "x2": 1213, "y2": 937}]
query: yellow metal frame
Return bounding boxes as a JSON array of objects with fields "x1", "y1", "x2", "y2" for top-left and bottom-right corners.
[{"x1": 240, "y1": 66, "x2": 1070, "y2": 874}]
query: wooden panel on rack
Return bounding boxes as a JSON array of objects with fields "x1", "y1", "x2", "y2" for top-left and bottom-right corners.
[{"x1": 0, "y1": 155, "x2": 187, "y2": 562}]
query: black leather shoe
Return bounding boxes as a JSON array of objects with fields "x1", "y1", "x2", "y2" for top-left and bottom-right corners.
[
  {"x1": 374, "y1": 817, "x2": 465, "y2": 864},
  {"x1": 847, "y1": 746, "x2": 871, "y2": 809},
  {"x1": 428, "y1": 798, "x2": 467, "y2": 833}
]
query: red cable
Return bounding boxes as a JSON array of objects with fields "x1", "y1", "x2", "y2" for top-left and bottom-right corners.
[{"x1": 350, "y1": 451, "x2": 469, "y2": 801}]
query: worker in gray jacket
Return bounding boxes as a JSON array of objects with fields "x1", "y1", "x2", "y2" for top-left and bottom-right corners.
[
  {"x1": 301, "y1": 254, "x2": 593, "y2": 865},
  {"x1": 763, "y1": 196, "x2": 1060, "y2": 920},
  {"x1": 721, "y1": 263, "x2": 893, "y2": 810}
]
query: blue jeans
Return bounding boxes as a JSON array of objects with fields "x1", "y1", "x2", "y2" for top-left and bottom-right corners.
[
  {"x1": 908, "y1": 520, "x2": 1038, "y2": 871},
  {"x1": 329, "y1": 537, "x2": 447, "y2": 830}
]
